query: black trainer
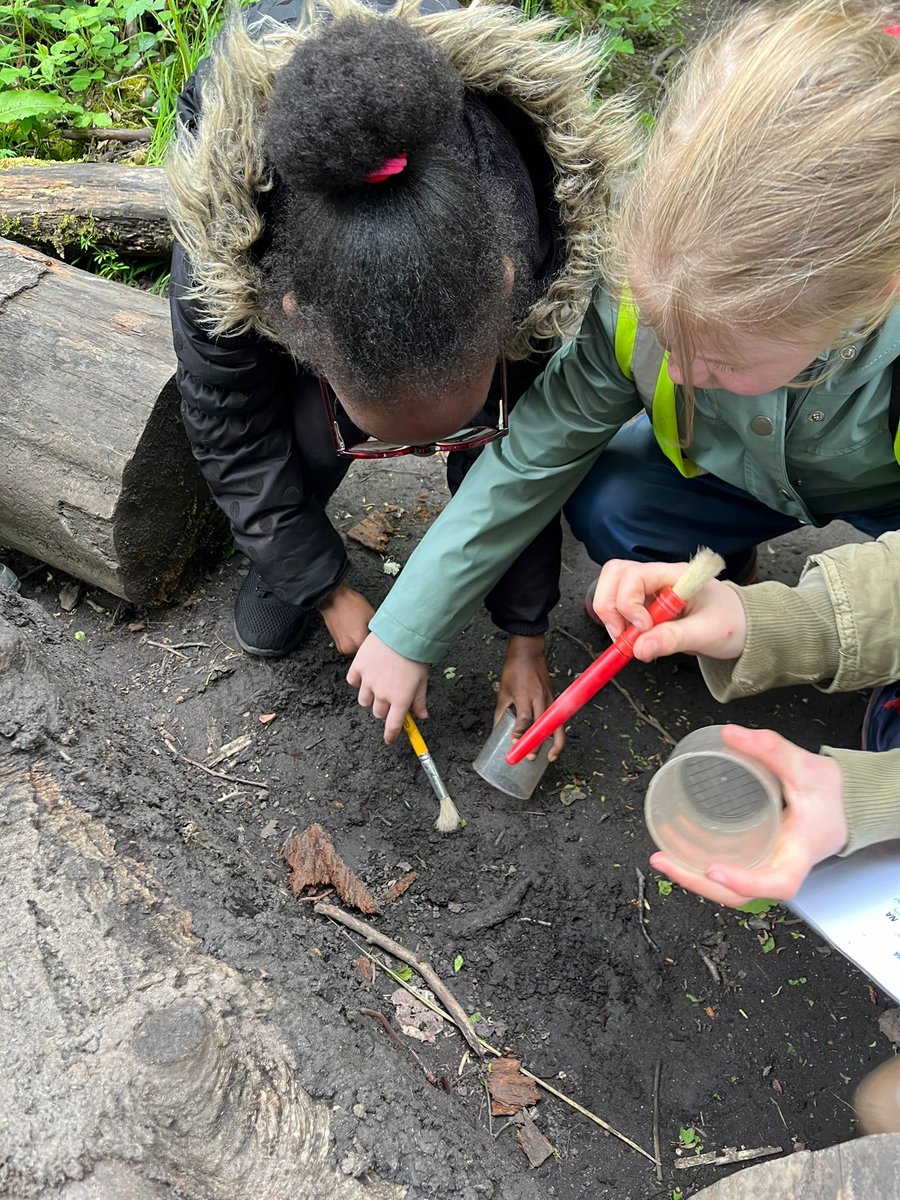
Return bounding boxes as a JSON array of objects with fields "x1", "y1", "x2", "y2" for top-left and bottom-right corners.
[{"x1": 233, "y1": 566, "x2": 311, "y2": 657}]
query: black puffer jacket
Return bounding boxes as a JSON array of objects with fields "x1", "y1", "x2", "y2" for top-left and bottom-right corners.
[{"x1": 168, "y1": 0, "x2": 616, "y2": 633}]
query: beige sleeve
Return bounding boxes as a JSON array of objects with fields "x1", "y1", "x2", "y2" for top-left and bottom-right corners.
[
  {"x1": 698, "y1": 575, "x2": 840, "y2": 702},
  {"x1": 700, "y1": 531, "x2": 900, "y2": 700},
  {"x1": 821, "y1": 747, "x2": 900, "y2": 855}
]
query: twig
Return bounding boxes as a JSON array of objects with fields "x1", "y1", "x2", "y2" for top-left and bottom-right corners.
[
  {"x1": 163, "y1": 641, "x2": 210, "y2": 650},
  {"x1": 143, "y1": 638, "x2": 188, "y2": 659},
  {"x1": 326, "y1": 925, "x2": 658, "y2": 1165},
  {"x1": 635, "y1": 868, "x2": 659, "y2": 952},
  {"x1": 359, "y1": 1008, "x2": 437, "y2": 1086},
  {"x1": 556, "y1": 627, "x2": 676, "y2": 746},
  {"x1": 650, "y1": 43, "x2": 679, "y2": 82},
  {"x1": 697, "y1": 947, "x2": 721, "y2": 985},
  {"x1": 484, "y1": 1079, "x2": 494, "y2": 1138},
  {"x1": 675, "y1": 1145, "x2": 782, "y2": 1170},
  {"x1": 610, "y1": 678, "x2": 676, "y2": 747},
  {"x1": 60, "y1": 126, "x2": 151, "y2": 142},
  {"x1": 448, "y1": 874, "x2": 535, "y2": 938},
  {"x1": 179, "y1": 754, "x2": 267, "y2": 789},
  {"x1": 315, "y1": 903, "x2": 483, "y2": 1058},
  {"x1": 652, "y1": 1060, "x2": 663, "y2": 1184}
]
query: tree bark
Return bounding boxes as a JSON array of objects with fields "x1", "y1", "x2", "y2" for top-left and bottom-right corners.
[
  {"x1": 0, "y1": 607, "x2": 406, "y2": 1200},
  {"x1": 0, "y1": 162, "x2": 169, "y2": 257},
  {"x1": 0, "y1": 237, "x2": 225, "y2": 605}
]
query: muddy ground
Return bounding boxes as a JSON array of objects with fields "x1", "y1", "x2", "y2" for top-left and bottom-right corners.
[{"x1": 2, "y1": 455, "x2": 895, "y2": 1199}]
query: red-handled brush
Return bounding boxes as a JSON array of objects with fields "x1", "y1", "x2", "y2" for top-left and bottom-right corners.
[{"x1": 505, "y1": 548, "x2": 726, "y2": 765}]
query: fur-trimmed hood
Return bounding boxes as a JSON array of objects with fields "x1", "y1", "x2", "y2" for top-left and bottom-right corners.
[{"x1": 166, "y1": 0, "x2": 634, "y2": 359}]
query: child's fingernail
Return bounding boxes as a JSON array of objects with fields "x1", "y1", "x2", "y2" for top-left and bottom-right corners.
[{"x1": 707, "y1": 869, "x2": 727, "y2": 884}]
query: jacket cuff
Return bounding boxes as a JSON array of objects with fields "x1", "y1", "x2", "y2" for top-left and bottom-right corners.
[
  {"x1": 820, "y1": 746, "x2": 900, "y2": 854},
  {"x1": 699, "y1": 576, "x2": 840, "y2": 702},
  {"x1": 368, "y1": 610, "x2": 452, "y2": 664},
  {"x1": 494, "y1": 618, "x2": 550, "y2": 638}
]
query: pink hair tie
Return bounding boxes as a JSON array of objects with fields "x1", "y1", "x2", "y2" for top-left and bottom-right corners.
[
  {"x1": 365, "y1": 153, "x2": 407, "y2": 184},
  {"x1": 885, "y1": 23, "x2": 900, "y2": 35}
]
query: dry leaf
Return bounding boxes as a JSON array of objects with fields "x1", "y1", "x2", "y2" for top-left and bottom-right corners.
[
  {"x1": 487, "y1": 1057, "x2": 540, "y2": 1116},
  {"x1": 515, "y1": 1115, "x2": 554, "y2": 1169},
  {"x1": 358, "y1": 957, "x2": 374, "y2": 983},
  {"x1": 705, "y1": 1006, "x2": 716, "y2": 1019},
  {"x1": 390, "y1": 988, "x2": 443, "y2": 1043},
  {"x1": 127, "y1": 621, "x2": 146, "y2": 633},
  {"x1": 259, "y1": 712, "x2": 277, "y2": 725},
  {"x1": 347, "y1": 511, "x2": 393, "y2": 552},
  {"x1": 381, "y1": 870, "x2": 417, "y2": 906},
  {"x1": 866, "y1": 984, "x2": 878, "y2": 1005},
  {"x1": 771, "y1": 1078, "x2": 784, "y2": 1094},
  {"x1": 283, "y1": 824, "x2": 380, "y2": 914}
]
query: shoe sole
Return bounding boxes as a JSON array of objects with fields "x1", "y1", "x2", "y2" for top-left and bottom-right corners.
[{"x1": 233, "y1": 617, "x2": 310, "y2": 659}]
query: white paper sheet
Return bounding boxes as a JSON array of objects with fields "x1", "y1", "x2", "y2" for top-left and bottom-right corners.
[{"x1": 788, "y1": 840, "x2": 900, "y2": 1003}]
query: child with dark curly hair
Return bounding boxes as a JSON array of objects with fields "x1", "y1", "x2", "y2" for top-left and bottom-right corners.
[{"x1": 167, "y1": 0, "x2": 632, "y2": 754}]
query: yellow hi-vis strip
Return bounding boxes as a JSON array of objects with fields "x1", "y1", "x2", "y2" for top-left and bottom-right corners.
[
  {"x1": 894, "y1": 422, "x2": 900, "y2": 466},
  {"x1": 651, "y1": 352, "x2": 699, "y2": 479},
  {"x1": 613, "y1": 287, "x2": 639, "y2": 380},
  {"x1": 614, "y1": 286, "x2": 698, "y2": 479}
]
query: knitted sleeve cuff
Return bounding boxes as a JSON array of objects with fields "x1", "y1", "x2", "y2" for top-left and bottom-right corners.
[
  {"x1": 699, "y1": 575, "x2": 840, "y2": 702},
  {"x1": 820, "y1": 746, "x2": 900, "y2": 854}
]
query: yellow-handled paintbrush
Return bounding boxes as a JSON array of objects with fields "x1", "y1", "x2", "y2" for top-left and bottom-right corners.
[{"x1": 402, "y1": 714, "x2": 460, "y2": 833}]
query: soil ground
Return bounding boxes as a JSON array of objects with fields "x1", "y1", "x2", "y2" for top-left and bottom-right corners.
[{"x1": 2, "y1": 454, "x2": 895, "y2": 1200}]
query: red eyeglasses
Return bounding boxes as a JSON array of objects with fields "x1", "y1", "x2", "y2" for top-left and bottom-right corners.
[{"x1": 319, "y1": 357, "x2": 509, "y2": 459}]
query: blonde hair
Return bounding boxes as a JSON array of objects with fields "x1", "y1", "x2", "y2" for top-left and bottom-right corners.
[{"x1": 606, "y1": 0, "x2": 900, "y2": 390}]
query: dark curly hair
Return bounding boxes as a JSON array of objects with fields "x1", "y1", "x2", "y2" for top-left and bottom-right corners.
[{"x1": 257, "y1": 15, "x2": 536, "y2": 403}]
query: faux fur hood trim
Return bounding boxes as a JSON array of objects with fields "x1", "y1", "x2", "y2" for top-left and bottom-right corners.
[{"x1": 166, "y1": 0, "x2": 635, "y2": 358}]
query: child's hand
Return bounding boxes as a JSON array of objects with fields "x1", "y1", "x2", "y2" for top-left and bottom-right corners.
[
  {"x1": 590, "y1": 559, "x2": 748, "y2": 661},
  {"x1": 495, "y1": 634, "x2": 565, "y2": 763},
  {"x1": 347, "y1": 633, "x2": 429, "y2": 744},
  {"x1": 650, "y1": 725, "x2": 848, "y2": 906}
]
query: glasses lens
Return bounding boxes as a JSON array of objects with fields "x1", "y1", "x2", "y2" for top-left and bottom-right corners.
[{"x1": 344, "y1": 439, "x2": 415, "y2": 457}]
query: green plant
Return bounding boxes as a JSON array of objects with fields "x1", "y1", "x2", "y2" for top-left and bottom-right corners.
[
  {"x1": 0, "y1": 0, "x2": 239, "y2": 160},
  {"x1": 524, "y1": 0, "x2": 681, "y2": 58}
]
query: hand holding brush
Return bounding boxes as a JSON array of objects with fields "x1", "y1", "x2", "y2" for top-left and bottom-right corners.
[{"x1": 507, "y1": 548, "x2": 726, "y2": 764}]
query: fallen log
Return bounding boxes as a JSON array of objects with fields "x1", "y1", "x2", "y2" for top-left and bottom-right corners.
[
  {"x1": 0, "y1": 161, "x2": 169, "y2": 257},
  {"x1": 0, "y1": 237, "x2": 225, "y2": 605}
]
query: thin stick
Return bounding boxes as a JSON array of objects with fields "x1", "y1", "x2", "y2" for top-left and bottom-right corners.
[
  {"x1": 557, "y1": 627, "x2": 676, "y2": 746},
  {"x1": 144, "y1": 639, "x2": 188, "y2": 659},
  {"x1": 697, "y1": 947, "x2": 721, "y2": 985},
  {"x1": 179, "y1": 754, "x2": 267, "y2": 789},
  {"x1": 635, "y1": 868, "x2": 659, "y2": 953},
  {"x1": 60, "y1": 126, "x2": 151, "y2": 142},
  {"x1": 325, "y1": 924, "x2": 658, "y2": 1164},
  {"x1": 315, "y1": 903, "x2": 482, "y2": 1058},
  {"x1": 675, "y1": 1145, "x2": 782, "y2": 1170},
  {"x1": 359, "y1": 1008, "x2": 437, "y2": 1086},
  {"x1": 652, "y1": 1060, "x2": 663, "y2": 1184}
]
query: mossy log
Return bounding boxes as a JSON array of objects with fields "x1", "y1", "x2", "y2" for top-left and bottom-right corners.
[
  {"x1": 0, "y1": 161, "x2": 169, "y2": 257},
  {"x1": 0, "y1": 237, "x2": 225, "y2": 605}
]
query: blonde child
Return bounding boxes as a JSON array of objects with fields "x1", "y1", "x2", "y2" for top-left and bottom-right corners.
[{"x1": 348, "y1": 0, "x2": 900, "y2": 753}]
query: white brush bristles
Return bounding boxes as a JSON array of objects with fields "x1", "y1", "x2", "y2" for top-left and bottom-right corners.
[
  {"x1": 435, "y1": 794, "x2": 461, "y2": 834},
  {"x1": 671, "y1": 547, "x2": 727, "y2": 602}
]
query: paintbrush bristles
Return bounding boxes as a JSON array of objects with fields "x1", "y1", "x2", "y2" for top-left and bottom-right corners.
[
  {"x1": 435, "y1": 793, "x2": 460, "y2": 834},
  {"x1": 671, "y1": 547, "x2": 726, "y2": 602}
]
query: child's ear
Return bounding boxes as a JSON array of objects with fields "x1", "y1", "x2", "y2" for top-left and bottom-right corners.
[{"x1": 877, "y1": 274, "x2": 900, "y2": 303}]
